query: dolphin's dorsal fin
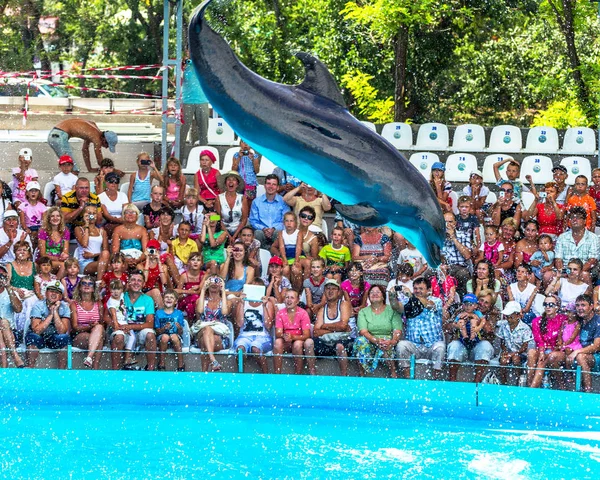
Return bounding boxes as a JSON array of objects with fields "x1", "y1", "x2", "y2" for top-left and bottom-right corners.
[
  {"x1": 295, "y1": 52, "x2": 346, "y2": 108},
  {"x1": 335, "y1": 203, "x2": 386, "y2": 226}
]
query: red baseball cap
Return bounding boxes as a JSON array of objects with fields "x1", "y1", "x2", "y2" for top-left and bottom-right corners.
[
  {"x1": 269, "y1": 256, "x2": 284, "y2": 266},
  {"x1": 147, "y1": 239, "x2": 161, "y2": 249},
  {"x1": 59, "y1": 155, "x2": 74, "y2": 165}
]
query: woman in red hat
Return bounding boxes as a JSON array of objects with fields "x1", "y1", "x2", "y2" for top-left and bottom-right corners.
[{"x1": 193, "y1": 149, "x2": 221, "y2": 211}]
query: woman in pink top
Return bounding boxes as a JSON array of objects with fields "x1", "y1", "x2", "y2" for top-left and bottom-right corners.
[
  {"x1": 526, "y1": 294, "x2": 566, "y2": 388},
  {"x1": 272, "y1": 289, "x2": 315, "y2": 375},
  {"x1": 193, "y1": 150, "x2": 221, "y2": 210},
  {"x1": 70, "y1": 275, "x2": 105, "y2": 369},
  {"x1": 160, "y1": 157, "x2": 186, "y2": 210}
]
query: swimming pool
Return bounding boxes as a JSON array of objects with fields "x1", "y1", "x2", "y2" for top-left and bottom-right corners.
[{"x1": 2, "y1": 371, "x2": 599, "y2": 479}]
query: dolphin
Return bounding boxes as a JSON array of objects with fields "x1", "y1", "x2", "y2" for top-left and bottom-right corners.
[{"x1": 188, "y1": 0, "x2": 445, "y2": 266}]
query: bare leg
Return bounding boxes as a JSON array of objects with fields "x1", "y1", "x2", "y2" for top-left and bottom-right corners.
[
  {"x1": 304, "y1": 338, "x2": 316, "y2": 375},
  {"x1": 251, "y1": 346, "x2": 269, "y2": 374},
  {"x1": 474, "y1": 360, "x2": 489, "y2": 383},
  {"x1": 292, "y1": 340, "x2": 305, "y2": 374},
  {"x1": 448, "y1": 361, "x2": 460, "y2": 382},
  {"x1": 111, "y1": 334, "x2": 125, "y2": 370},
  {"x1": 88, "y1": 324, "x2": 105, "y2": 369},
  {"x1": 158, "y1": 335, "x2": 169, "y2": 368},
  {"x1": 171, "y1": 335, "x2": 183, "y2": 369},
  {"x1": 335, "y1": 343, "x2": 348, "y2": 376},
  {"x1": 0, "y1": 320, "x2": 23, "y2": 367},
  {"x1": 97, "y1": 250, "x2": 110, "y2": 280},
  {"x1": 0, "y1": 334, "x2": 6, "y2": 367},
  {"x1": 527, "y1": 349, "x2": 539, "y2": 385},
  {"x1": 272, "y1": 338, "x2": 285, "y2": 374},
  {"x1": 145, "y1": 333, "x2": 157, "y2": 371},
  {"x1": 57, "y1": 350, "x2": 67, "y2": 369}
]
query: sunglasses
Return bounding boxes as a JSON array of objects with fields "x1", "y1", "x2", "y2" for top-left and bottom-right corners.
[
  {"x1": 501, "y1": 189, "x2": 514, "y2": 193},
  {"x1": 81, "y1": 281, "x2": 95, "y2": 287},
  {"x1": 543, "y1": 302, "x2": 557, "y2": 308},
  {"x1": 106, "y1": 179, "x2": 119, "y2": 184},
  {"x1": 299, "y1": 213, "x2": 315, "y2": 221}
]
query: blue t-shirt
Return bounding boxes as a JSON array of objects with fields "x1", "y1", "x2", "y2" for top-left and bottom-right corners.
[
  {"x1": 182, "y1": 60, "x2": 208, "y2": 104},
  {"x1": 124, "y1": 292, "x2": 155, "y2": 324},
  {"x1": 154, "y1": 309, "x2": 184, "y2": 334},
  {"x1": 579, "y1": 314, "x2": 600, "y2": 348},
  {"x1": 31, "y1": 299, "x2": 71, "y2": 320}
]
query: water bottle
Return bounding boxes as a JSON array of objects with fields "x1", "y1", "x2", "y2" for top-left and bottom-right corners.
[{"x1": 542, "y1": 372, "x2": 551, "y2": 389}]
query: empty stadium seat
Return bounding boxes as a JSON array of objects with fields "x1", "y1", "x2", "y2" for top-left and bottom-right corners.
[
  {"x1": 409, "y1": 152, "x2": 440, "y2": 179},
  {"x1": 258, "y1": 157, "x2": 277, "y2": 177},
  {"x1": 486, "y1": 125, "x2": 523, "y2": 152},
  {"x1": 183, "y1": 146, "x2": 220, "y2": 174},
  {"x1": 519, "y1": 155, "x2": 554, "y2": 184},
  {"x1": 259, "y1": 248, "x2": 271, "y2": 275},
  {"x1": 482, "y1": 154, "x2": 512, "y2": 183},
  {"x1": 445, "y1": 153, "x2": 479, "y2": 182},
  {"x1": 521, "y1": 191, "x2": 535, "y2": 210},
  {"x1": 485, "y1": 191, "x2": 497, "y2": 204},
  {"x1": 448, "y1": 191, "x2": 459, "y2": 214},
  {"x1": 120, "y1": 182, "x2": 130, "y2": 195},
  {"x1": 43, "y1": 182, "x2": 55, "y2": 206},
  {"x1": 560, "y1": 127, "x2": 597, "y2": 155},
  {"x1": 207, "y1": 118, "x2": 237, "y2": 145},
  {"x1": 414, "y1": 123, "x2": 449, "y2": 151},
  {"x1": 560, "y1": 156, "x2": 592, "y2": 185},
  {"x1": 381, "y1": 122, "x2": 413, "y2": 150},
  {"x1": 221, "y1": 147, "x2": 238, "y2": 173},
  {"x1": 523, "y1": 126, "x2": 559, "y2": 153},
  {"x1": 450, "y1": 124, "x2": 486, "y2": 152},
  {"x1": 360, "y1": 121, "x2": 377, "y2": 132}
]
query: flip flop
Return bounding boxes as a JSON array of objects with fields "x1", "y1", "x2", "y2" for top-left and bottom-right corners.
[
  {"x1": 83, "y1": 356, "x2": 93, "y2": 368},
  {"x1": 209, "y1": 360, "x2": 222, "y2": 372}
]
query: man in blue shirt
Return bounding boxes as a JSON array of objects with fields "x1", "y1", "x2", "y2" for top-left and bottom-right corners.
[
  {"x1": 111, "y1": 270, "x2": 157, "y2": 371},
  {"x1": 395, "y1": 277, "x2": 445, "y2": 379},
  {"x1": 567, "y1": 294, "x2": 600, "y2": 392},
  {"x1": 249, "y1": 174, "x2": 290, "y2": 249},
  {"x1": 26, "y1": 281, "x2": 71, "y2": 369}
]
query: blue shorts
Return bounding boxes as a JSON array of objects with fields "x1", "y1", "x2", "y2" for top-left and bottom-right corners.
[
  {"x1": 234, "y1": 334, "x2": 272, "y2": 354},
  {"x1": 47, "y1": 128, "x2": 80, "y2": 171},
  {"x1": 25, "y1": 331, "x2": 70, "y2": 350}
]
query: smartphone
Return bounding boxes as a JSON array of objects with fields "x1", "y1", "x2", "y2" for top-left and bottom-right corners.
[{"x1": 498, "y1": 191, "x2": 505, "y2": 198}]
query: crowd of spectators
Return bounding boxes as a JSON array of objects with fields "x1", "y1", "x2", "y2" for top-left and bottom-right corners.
[{"x1": 0, "y1": 147, "x2": 598, "y2": 392}]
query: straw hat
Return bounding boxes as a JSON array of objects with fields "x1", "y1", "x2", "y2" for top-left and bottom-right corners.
[{"x1": 217, "y1": 170, "x2": 245, "y2": 193}]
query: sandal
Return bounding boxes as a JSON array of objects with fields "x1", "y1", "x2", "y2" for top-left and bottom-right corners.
[
  {"x1": 209, "y1": 360, "x2": 222, "y2": 372},
  {"x1": 83, "y1": 356, "x2": 93, "y2": 368},
  {"x1": 157, "y1": 365, "x2": 166, "y2": 371},
  {"x1": 177, "y1": 366, "x2": 185, "y2": 372}
]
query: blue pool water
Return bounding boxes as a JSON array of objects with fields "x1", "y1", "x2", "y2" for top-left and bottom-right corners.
[{"x1": 1, "y1": 371, "x2": 599, "y2": 479}]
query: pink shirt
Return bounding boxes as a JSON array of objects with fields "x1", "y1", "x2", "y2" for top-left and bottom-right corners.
[
  {"x1": 341, "y1": 279, "x2": 371, "y2": 309},
  {"x1": 18, "y1": 201, "x2": 47, "y2": 228},
  {"x1": 165, "y1": 178, "x2": 182, "y2": 202},
  {"x1": 531, "y1": 313, "x2": 565, "y2": 349},
  {"x1": 196, "y1": 168, "x2": 220, "y2": 200},
  {"x1": 275, "y1": 307, "x2": 311, "y2": 336},
  {"x1": 12, "y1": 167, "x2": 38, "y2": 203}
]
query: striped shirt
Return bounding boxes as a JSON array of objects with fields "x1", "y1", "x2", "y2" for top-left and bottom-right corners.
[
  {"x1": 75, "y1": 301, "x2": 100, "y2": 327},
  {"x1": 319, "y1": 244, "x2": 351, "y2": 267}
]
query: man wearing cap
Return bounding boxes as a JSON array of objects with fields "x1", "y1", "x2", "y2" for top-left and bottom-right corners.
[
  {"x1": 61, "y1": 177, "x2": 103, "y2": 232},
  {"x1": 111, "y1": 270, "x2": 157, "y2": 370},
  {"x1": 395, "y1": 277, "x2": 445, "y2": 379},
  {"x1": 47, "y1": 118, "x2": 118, "y2": 173},
  {"x1": 312, "y1": 279, "x2": 353, "y2": 376},
  {"x1": 552, "y1": 165, "x2": 569, "y2": 205},
  {"x1": 249, "y1": 174, "x2": 290, "y2": 249},
  {"x1": 52, "y1": 155, "x2": 78, "y2": 203},
  {"x1": 0, "y1": 264, "x2": 25, "y2": 368},
  {"x1": 445, "y1": 293, "x2": 494, "y2": 382},
  {"x1": 25, "y1": 280, "x2": 71, "y2": 369},
  {"x1": 0, "y1": 210, "x2": 32, "y2": 263},
  {"x1": 496, "y1": 301, "x2": 534, "y2": 385},
  {"x1": 554, "y1": 206, "x2": 599, "y2": 283}
]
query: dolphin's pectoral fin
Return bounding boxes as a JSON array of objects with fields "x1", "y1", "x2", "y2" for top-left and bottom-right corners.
[
  {"x1": 295, "y1": 52, "x2": 347, "y2": 108},
  {"x1": 298, "y1": 120, "x2": 342, "y2": 140},
  {"x1": 336, "y1": 203, "x2": 386, "y2": 226}
]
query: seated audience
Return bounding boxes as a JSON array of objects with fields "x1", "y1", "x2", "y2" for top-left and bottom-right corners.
[{"x1": 249, "y1": 174, "x2": 290, "y2": 249}]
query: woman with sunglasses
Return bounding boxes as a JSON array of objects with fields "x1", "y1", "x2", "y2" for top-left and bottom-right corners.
[
  {"x1": 70, "y1": 275, "x2": 105, "y2": 369},
  {"x1": 545, "y1": 257, "x2": 591, "y2": 312},
  {"x1": 526, "y1": 294, "x2": 566, "y2": 388},
  {"x1": 98, "y1": 172, "x2": 129, "y2": 239},
  {"x1": 283, "y1": 182, "x2": 331, "y2": 231},
  {"x1": 491, "y1": 183, "x2": 522, "y2": 227},
  {"x1": 220, "y1": 242, "x2": 255, "y2": 296},
  {"x1": 192, "y1": 274, "x2": 231, "y2": 372},
  {"x1": 293, "y1": 206, "x2": 320, "y2": 283},
  {"x1": 216, "y1": 170, "x2": 248, "y2": 245}
]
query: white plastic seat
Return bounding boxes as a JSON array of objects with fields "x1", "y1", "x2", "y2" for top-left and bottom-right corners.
[
  {"x1": 485, "y1": 191, "x2": 497, "y2": 204},
  {"x1": 414, "y1": 123, "x2": 449, "y2": 151},
  {"x1": 560, "y1": 127, "x2": 597, "y2": 155},
  {"x1": 43, "y1": 182, "x2": 55, "y2": 205},
  {"x1": 258, "y1": 157, "x2": 277, "y2": 177},
  {"x1": 408, "y1": 152, "x2": 440, "y2": 179},
  {"x1": 486, "y1": 125, "x2": 523, "y2": 152},
  {"x1": 320, "y1": 219, "x2": 329, "y2": 241},
  {"x1": 482, "y1": 154, "x2": 512, "y2": 184},
  {"x1": 207, "y1": 118, "x2": 237, "y2": 145},
  {"x1": 360, "y1": 121, "x2": 377, "y2": 132},
  {"x1": 560, "y1": 156, "x2": 592, "y2": 185},
  {"x1": 381, "y1": 122, "x2": 413, "y2": 150},
  {"x1": 523, "y1": 126, "x2": 559, "y2": 153},
  {"x1": 183, "y1": 145, "x2": 220, "y2": 174},
  {"x1": 521, "y1": 191, "x2": 535, "y2": 210},
  {"x1": 221, "y1": 147, "x2": 238, "y2": 173},
  {"x1": 444, "y1": 153, "x2": 478, "y2": 182},
  {"x1": 448, "y1": 191, "x2": 459, "y2": 214},
  {"x1": 259, "y1": 249, "x2": 271, "y2": 276},
  {"x1": 450, "y1": 124, "x2": 486, "y2": 152},
  {"x1": 120, "y1": 182, "x2": 130, "y2": 195},
  {"x1": 519, "y1": 155, "x2": 554, "y2": 184},
  {"x1": 256, "y1": 184, "x2": 265, "y2": 198}
]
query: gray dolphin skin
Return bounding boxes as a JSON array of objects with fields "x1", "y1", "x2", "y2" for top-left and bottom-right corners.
[{"x1": 188, "y1": 0, "x2": 445, "y2": 266}]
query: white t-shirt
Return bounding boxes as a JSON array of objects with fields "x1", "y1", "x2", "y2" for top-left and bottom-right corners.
[
  {"x1": 99, "y1": 191, "x2": 129, "y2": 219},
  {"x1": 53, "y1": 172, "x2": 78, "y2": 196},
  {"x1": 107, "y1": 295, "x2": 127, "y2": 325},
  {"x1": 397, "y1": 247, "x2": 427, "y2": 272},
  {"x1": 385, "y1": 278, "x2": 413, "y2": 302},
  {"x1": 0, "y1": 228, "x2": 32, "y2": 263},
  {"x1": 462, "y1": 185, "x2": 490, "y2": 200}
]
